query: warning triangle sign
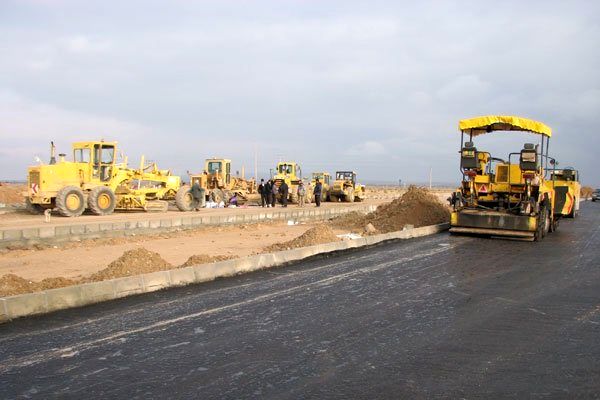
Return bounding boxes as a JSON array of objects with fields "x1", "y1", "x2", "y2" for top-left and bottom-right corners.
[{"x1": 479, "y1": 184, "x2": 488, "y2": 193}]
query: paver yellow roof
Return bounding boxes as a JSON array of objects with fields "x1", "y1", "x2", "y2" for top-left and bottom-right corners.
[{"x1": 458, "y1": 115, "x2": 552, "y2": 137}]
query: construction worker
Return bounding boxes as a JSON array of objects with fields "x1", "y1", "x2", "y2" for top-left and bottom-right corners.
[
  {"x1": 280, "y1": 181, "x2": 289, "y2": 207},
  {"x1": 313, "y1": 178, "x2": 322, "y2": 207},
  {"x1": 258, "y1": 179, "x2": 267, "y2": 207},
  {"x1": 271, "y1": 180, "x2": 278, "y2": 207},
  {"x1": 190, "y1": 180, "x2": 203, "y2": 211},
  {"x1": 298, "y1": 181, "x2": 306, "y2": 207}
]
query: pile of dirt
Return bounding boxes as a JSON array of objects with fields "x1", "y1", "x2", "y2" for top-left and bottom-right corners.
[
  {"x1": 264, "y1": 225, "x2": 341, "y2": 252},
  {"x1": 180, "y1": 254, "x2": 233, "y2": 267},
  {"x1": 0, "y1": 183, "x2": 26, "y2": 205},
  {"x1": 0, "y1": 274, "x2": 76, "y2": 297},
  {"x1": 332, "y1": 186, "x2": 450, "y2": 234},
  {"x1": 85, "y1": 247, "x2": 173, "y2": 282},
  {"x1": 581, "y1": 186, "x2": 595, "y2": 199}
]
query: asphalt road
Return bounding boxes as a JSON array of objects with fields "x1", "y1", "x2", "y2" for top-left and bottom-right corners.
[{"x1": 1, "y1": 202, "x2": 599, "y2": 399}]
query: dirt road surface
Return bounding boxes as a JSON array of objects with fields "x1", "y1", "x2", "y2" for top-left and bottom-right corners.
[{"x1": 1, "y1": 202, "x2": 598, "y2": 398}]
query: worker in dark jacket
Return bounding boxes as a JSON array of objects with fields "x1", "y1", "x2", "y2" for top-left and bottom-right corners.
[
  {"x1": 280, "y1": 181, "x2": 289, "y2": 207},
  {"x1": 270, "y1": 180, "x2": 278, "y2": 208},
  {"x1": 190, "y1": 181, "x2": 203, "y2": 211},
  {"x1": 258, "y1": 179, "x2": 267, "y2": 207},
  {"x1": 313, "y1": 178, "x2": 322, "y2": 207},
  {"x1": 264, "y1": 180, "x2": 272, "y2": 208}
]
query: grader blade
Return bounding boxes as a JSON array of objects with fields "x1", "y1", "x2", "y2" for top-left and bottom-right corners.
[{"x1": 144, "y1": 200, "x2": 169, "y2": 212}]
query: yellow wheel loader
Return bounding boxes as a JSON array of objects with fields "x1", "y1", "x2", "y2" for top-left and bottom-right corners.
[
  {"x1": 329, "y1": 171, "x2": 365, "y2": 203},
  {"x1": 181, "y1": 158, "x2": 258, "y2": 210},
  {"x1": 449, "y1": 115, "x2": 565, "y2": 241},
  {"x1": 272, "y1": 161, "x2": 303, "y2": 204},
  {"x1": 26, "y1": 141, "x2": 182, "y2": 217},
  {"x1": 550, "y1": 168, "x2": 581, "y2": 218},
  {"x1": 310, "y1": 172, "x2": 331, "y2": 202}
]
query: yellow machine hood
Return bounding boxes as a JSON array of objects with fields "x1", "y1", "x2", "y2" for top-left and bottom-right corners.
[{"x1": 458, "y1": 115, "x2": 552, "y2": 137}]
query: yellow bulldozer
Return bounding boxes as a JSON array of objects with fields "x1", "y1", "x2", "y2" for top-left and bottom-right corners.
[
  {"x1": 26, "y1": 141, "x2": 184, "y2": 217},
  {"x1": 449, "y1": 115, "x2": 576, "y2": 241},
  {"x1": 178, "y1": 158, "x2": 258, "y2": 210},
  {"x1": 329, "y1": 171, "x2": 365, "y2": 202},
  {"x1": 272, "y1": 161, "x2": 303, "y2": 204}
]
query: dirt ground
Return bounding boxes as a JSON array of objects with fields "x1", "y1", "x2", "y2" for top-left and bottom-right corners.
[{"x1": 0, "y1": 186, "x2": 453, "y2": 297}]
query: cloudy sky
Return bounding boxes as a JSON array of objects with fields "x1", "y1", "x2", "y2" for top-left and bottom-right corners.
[{"x1": 1, "y1": 0, "x2": 598, "y2": 186}]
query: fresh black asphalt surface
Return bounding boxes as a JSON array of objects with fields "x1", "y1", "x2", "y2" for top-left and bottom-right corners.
[{"x1": 1, "y1": 202, "x2": 599, "y2": 399}]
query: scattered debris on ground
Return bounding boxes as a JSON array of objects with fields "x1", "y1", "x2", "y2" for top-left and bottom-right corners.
[
  {"x1": 85, "y1": 247, "x2": 173, "y2": 282},
  {"x1": 331, "y1": 186, "x2": 450, "y2": 234},
  {"x1": 0, "y1": 274, "x2": 75, "y2": 297},
  {"x1": 180, "y1": 254, "x2": 233, "y2": 267},
  {"x1": 263, "y1": 225, "x2": 341, "y2": 252}
]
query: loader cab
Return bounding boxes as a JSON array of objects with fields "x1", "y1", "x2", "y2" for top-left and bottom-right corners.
[
  {"x1": 336, "y1": 171, "x2": 356, "y2": 184},
  {"x1": 312, "y1": 172, "x2": 331, "y2": 186},
  {"x1": 276, "y1": 162, "x2": 302, "y2": 179},
  {"x1": 205, "y1": 159, "x2": 231, "y2": 186},
  {"x1": 73, "y1": 141, "x2": 116, "y2": 183}
]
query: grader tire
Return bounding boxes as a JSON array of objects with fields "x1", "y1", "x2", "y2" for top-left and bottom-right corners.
[
  {"x1": 330, "y1": 194, "x2": 339, "y2": 203},
  {"x1": 211, "y1": 189, "x2": 225, "y2": 204},
  {"x1": 25, "y1": 198, "x2": 45, "y2": 215},
  {"x1": 88, "y1": 186, "x2": 116, "y2": 216},
  {"x1": 55, "y1": 186, "x2": 86, "y2": 217},
  {"x1": 175, "y1": 185, "x2": 198, "y2": 211}
]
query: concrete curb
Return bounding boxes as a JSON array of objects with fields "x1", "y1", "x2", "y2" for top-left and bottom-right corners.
[
  {"x1": 0, "y1": 223, "x2": 449, "y2": 323},
  {"x1": 0, "y1": 204, "x2": 377, "y2": 248}
]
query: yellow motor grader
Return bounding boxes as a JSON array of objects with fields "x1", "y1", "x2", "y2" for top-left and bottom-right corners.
[
  {"x1": 26, "y1": 141, "x2": 183, "y2": 217},
  {"x1": 329, "y1": 171, "x2": 366, "y2": 203},
  {"x1": 272, "y1": 161, "x2": 303, "y2": 204},
  {"x1": 179, "y1": 158, "x2": 258, "y2": 210},
  {"x1": 449, "y1": 115, "x2": 571, "y2": 241}
]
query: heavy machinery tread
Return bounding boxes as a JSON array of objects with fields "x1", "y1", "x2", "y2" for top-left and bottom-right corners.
[
  {"x1": 175, "y1": 185, "x2": 198, "y2": 211},
  {"x1": 55, "y1": 186, "x2": 86, "y2": 217},
  {"x1": 88, "y1": 186, "x2": 116, "y2": 216}
]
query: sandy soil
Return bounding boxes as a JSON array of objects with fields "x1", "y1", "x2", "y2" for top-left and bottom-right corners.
[
  {"x1": 0, "y1": 186, "x2": 453, "y2": 297},
  {"x1": 0, "y1": 221, "x2": 333, "y2": 281}
]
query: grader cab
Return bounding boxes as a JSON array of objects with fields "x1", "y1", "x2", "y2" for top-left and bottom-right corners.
[
  {"x1": 329, "y1": 171, "x2": 365, "y2": 203},
  {"x1": 449, "y1": 115, "x2": 561, "y2": 241},
  {"x1": 26, "y1": 141, "x2": 182, "y2": 217}
]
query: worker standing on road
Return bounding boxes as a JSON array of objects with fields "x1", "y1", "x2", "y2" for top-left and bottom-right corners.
[
  {"x1": 314, "y1": 178, "x2": 322, "y2": 207},
  {"x1": 280, "y1": 181, "x2": 289, "y2": 207},
  {"x1": 258, "y1": 179, "x2": 267, "y2": 207},
  {"x1": 191, "y1": 180, "x2": 203, "y2": 211},
  {"x1": 271, "y1": 181, "x2": 278, "y2": 208},
  {"x1": 265, "y1": 179, "x2": 273, "y2": 207},
  {"x1": 298, "y1": 181, "x2": 306, "y2": 207}
]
